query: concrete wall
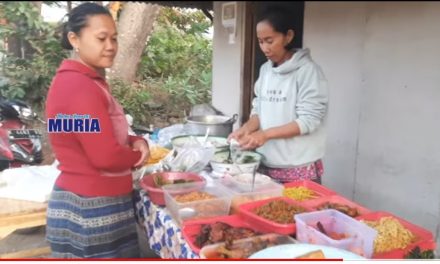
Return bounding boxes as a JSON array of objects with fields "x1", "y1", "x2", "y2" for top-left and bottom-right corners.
[
  {"x1": 211, "y1": 0, "x2": 440, "y2": 252},
  {"x1": 304, "y1": 1, "x2": 440, "y2": 250},
  {"x1": 211, "y1": 1, "x2": 246, "y2": 130}
]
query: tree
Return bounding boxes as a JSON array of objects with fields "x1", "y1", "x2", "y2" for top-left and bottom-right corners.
[
  {"x1": 108, "y1": 2, "x2": 160, "y2": 83},
  {"x1": 0, "y1": 2, "x2": 68, "y2": 104}
]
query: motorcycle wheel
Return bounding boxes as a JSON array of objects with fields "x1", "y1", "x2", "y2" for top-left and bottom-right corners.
[{"x1": 32, "y1": 150, "x2": 43, "y2": 165}]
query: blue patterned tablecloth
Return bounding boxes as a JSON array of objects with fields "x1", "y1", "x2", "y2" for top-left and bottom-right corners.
[{"x1": 134, "y1": 188, "x2": 199, "y2": 259}]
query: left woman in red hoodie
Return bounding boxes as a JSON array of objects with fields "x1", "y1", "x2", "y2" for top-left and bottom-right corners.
[{"x1": 45, "y1": 3, "x2": 149, "y2": 258}]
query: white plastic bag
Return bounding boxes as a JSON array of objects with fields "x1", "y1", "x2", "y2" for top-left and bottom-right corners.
[{"x1": 162, "y1": 137, "x2": 216, "y2": 173}]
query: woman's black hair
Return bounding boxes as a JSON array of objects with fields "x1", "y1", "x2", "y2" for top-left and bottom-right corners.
[
  {"x1": 61, "y1": 3, "x2": 112, "y2": 50},
  {"x1": 257, "y1": 5, "x2": 295, "y2": 50}
]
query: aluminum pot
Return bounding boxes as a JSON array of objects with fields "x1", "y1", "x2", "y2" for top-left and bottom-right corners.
[{"x1": 184, "y1": 114, "x2": 238, "y2": 138}]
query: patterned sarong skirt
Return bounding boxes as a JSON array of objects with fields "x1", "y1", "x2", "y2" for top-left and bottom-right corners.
[{"x1": 46, "y1": 186, "x2": 140, "y2": 258}]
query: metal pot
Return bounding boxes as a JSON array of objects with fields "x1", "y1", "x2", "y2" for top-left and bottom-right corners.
[{"x1": 184, "y1": 114, "x2": 238, "y2": 137}]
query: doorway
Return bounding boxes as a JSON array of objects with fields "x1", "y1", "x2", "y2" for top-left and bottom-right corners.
[{"x1": 241, "y1": 1, "x2": 305, "y2": 124}]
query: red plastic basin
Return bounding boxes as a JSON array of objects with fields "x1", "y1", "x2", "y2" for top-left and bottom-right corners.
[
  {"x1": 355, "y1": 211, "x2": 436, "y2": 259},
  {"x1": 238, "y1": 196, "x2": 309, "y2": 235},
  {"x1": 181, "y1": 214, "x2": 259, "y2": 255},
  {"x1": 301, "y1": 194, "x2": 372, "y2": 218},
  {"x1": 283, "y1": 180, "x2": 338, "y2": 202},
  {"x1": 139, "y1": 172, "x2": 206, "y2": 206}
]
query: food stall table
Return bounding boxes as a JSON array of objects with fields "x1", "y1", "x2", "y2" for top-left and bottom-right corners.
[{"x1": 134, "y1": 189, "x2": 198, "y2": 259}]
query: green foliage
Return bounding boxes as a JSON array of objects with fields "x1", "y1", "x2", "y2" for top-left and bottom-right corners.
[
  {"x1": 137, "y1": 7, "x2": 212, "y2": 115},
  {"x1": 0, "y1": 3, "x2": 213, "y2": 125},
  {"x1": 109, "y1": 78, "x2": 152, "y2": 125},
  {"x1": 0, "y1": 2, "x2": 68, "y2": 109}
]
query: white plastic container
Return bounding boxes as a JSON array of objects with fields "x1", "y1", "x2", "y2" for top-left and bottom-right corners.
[{"x1": 294, "y1": 209, "x2": 377, "y2": 258}]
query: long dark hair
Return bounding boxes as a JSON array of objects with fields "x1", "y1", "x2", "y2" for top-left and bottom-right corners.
[
  {"x1": 257, "y1": 5, "x2": 295, "y2": 50},
  {"x1": 61, "y1": 3, "x2": 112, "y2": 50}
]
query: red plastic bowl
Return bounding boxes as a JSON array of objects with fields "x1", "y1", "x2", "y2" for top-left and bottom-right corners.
[
  {"x1": 356, "y1": 211, "x2": 436, "y2": 259},
  {"x1": 140, "y1": 172, "x2": 206, "y2": 206},
  {"x1": 181, "y1": 215, "x2": 258, "y2": 254},
  {"x1": 238, "y1": 196, "x2": 310, "y2": 235}
]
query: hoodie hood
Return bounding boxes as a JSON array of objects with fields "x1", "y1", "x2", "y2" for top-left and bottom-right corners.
[{"x1": 272, "y1": 48, "x2": 312, "y2": 75}]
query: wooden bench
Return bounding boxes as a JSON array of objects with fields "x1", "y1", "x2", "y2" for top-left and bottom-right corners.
[{"x1": 0, "y1": 198, "x2": 50, "y2": 258}]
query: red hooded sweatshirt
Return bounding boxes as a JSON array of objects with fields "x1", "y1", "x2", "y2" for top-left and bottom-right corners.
[{"x1": 46, "y1": 60, "x2": 143, "y2": 197}]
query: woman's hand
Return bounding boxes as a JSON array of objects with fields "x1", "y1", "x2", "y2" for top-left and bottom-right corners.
[
  {"x1": 239, "y1": 130, "x2": 268, "y2": 150},
  {"x1": 228, "y1": 115, "x2": 261, "y2": 142},
  {"x1": 227, "y1": 127, "x2": 248, "y2": 142},
  {"x1": 132, "y1": 140, "x2": 150, "y2": 167}
]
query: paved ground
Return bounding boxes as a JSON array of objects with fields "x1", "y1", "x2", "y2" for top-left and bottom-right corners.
[
  {"x1": 0, "y1": 227, "x2": 49, "y2": 258},
  {"x1": 0, "y1": 225, "x2": 160, "y2": 259}
]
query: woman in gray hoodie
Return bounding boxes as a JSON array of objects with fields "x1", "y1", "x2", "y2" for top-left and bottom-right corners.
[{"x1": 229, "y1": 6, "x2": 328, "y2": 184}]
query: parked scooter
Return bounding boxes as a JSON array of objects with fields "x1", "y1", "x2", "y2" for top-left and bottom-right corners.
[{"x1": 0, "y1": 97, "x2": 43, "y2": 171}]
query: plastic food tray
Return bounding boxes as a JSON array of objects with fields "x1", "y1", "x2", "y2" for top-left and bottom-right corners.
[
  {"x1": 139, "y1": 172, "x2": 206, "y2": 206},
  {"x1": 163, "y1": 182, "x2": 232, "y2": 225},
  {"x1": 217, "y1": 176, "x2": 283, "y2": 214},
  {"x1": 238, "y1": 196, "x2": 309, "y2": 235},
  {"x1": 295, "y1": 209, "x2": 377, "y2": 258},
  {"x1": 181, "y1": 214, "x2": 259, "y2": 254},
  {"x1": 355, "y1": 211, "x2": 436, "y2": 259},
  {"x1": 283, "y1": 180, "x2": 338, "y2": 202},
  {"x1": 301, "y1": 194, "x2": 372, "y2": 217},
  {"x1": 199, "y1": 233, "x2": 297, "y2": 259}
]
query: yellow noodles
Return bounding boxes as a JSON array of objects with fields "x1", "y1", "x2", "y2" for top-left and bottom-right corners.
[
  {"x1": 361, "y1": 216, "x2": 415, "y2": 253},
  {"x1": 283, "y1": 186, "x2": 318, "y2": 201},
  {"x1": 145, "y1": 146, "x2": 170, "y2": 165}
]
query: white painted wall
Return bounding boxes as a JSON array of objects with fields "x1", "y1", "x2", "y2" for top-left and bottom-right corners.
[
  {"x1": 304, "y1": 1, "x2": 440, "y2": 251},
  {"x1": 211, "y1": 0, "x2": 440, "y2": 253},
  {"x1": 212, "y1": 1, "x2": 246, "y2": 129}
]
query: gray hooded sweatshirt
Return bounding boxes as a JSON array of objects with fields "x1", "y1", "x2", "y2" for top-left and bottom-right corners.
[{"x1": 251, "y1": 48, "x2": 328, "y2": 168}]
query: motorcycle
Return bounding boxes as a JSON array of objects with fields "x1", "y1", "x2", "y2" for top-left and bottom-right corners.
[{"x1": 0, "y1": 96, "x2": 43, "y2": 171}]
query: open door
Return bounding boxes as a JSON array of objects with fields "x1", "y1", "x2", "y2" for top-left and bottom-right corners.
[{"x1": 241, "y1": 1, "x2": 305, "y2": 124}]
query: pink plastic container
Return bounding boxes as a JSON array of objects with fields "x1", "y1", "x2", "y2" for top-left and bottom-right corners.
[
  {"x1": 283, "y1": 180, "x2": 338, "y2": 202},
  {"x1": 355, "y1": 211, "x2": 436, "y2": 259},
  {"x1": 139, "y1": 172, "x2": 206, "y2": 206},
  {"x1": 301, "y1": 194, "x2": 372, "y2": 218},
  {"x1": 238, "y1": 196, "x2": 309, "y2": 235},
  {"x1": 181, "y1": 215, "x2": 259, "y2": 254},
  {"x1": 295, "y1": 209, "x2": 377, "y2": 258}
]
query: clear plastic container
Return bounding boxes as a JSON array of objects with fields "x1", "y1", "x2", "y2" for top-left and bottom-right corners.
[
  {"x1": 217, "y1": 176, "x2": 283, "y2": 214},
  {"x1": 199, "y1": 233, "x2": 297, "y2": 259},
  {"x1": 163, "y1": 182, "x2": 232, "y2": 225},
  {"x1": 295, "y1": 209, "x2": 377, "y2": 258}
]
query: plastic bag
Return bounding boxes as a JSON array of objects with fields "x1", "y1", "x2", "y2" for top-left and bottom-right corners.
[{"x1": 162, "y1": 136, "x2": 216, "y2": 173}]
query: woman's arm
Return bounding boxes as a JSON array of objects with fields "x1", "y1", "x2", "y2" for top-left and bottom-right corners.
[{"x1": 71, "y1": 80, "x2": 142, "y2": 171}]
